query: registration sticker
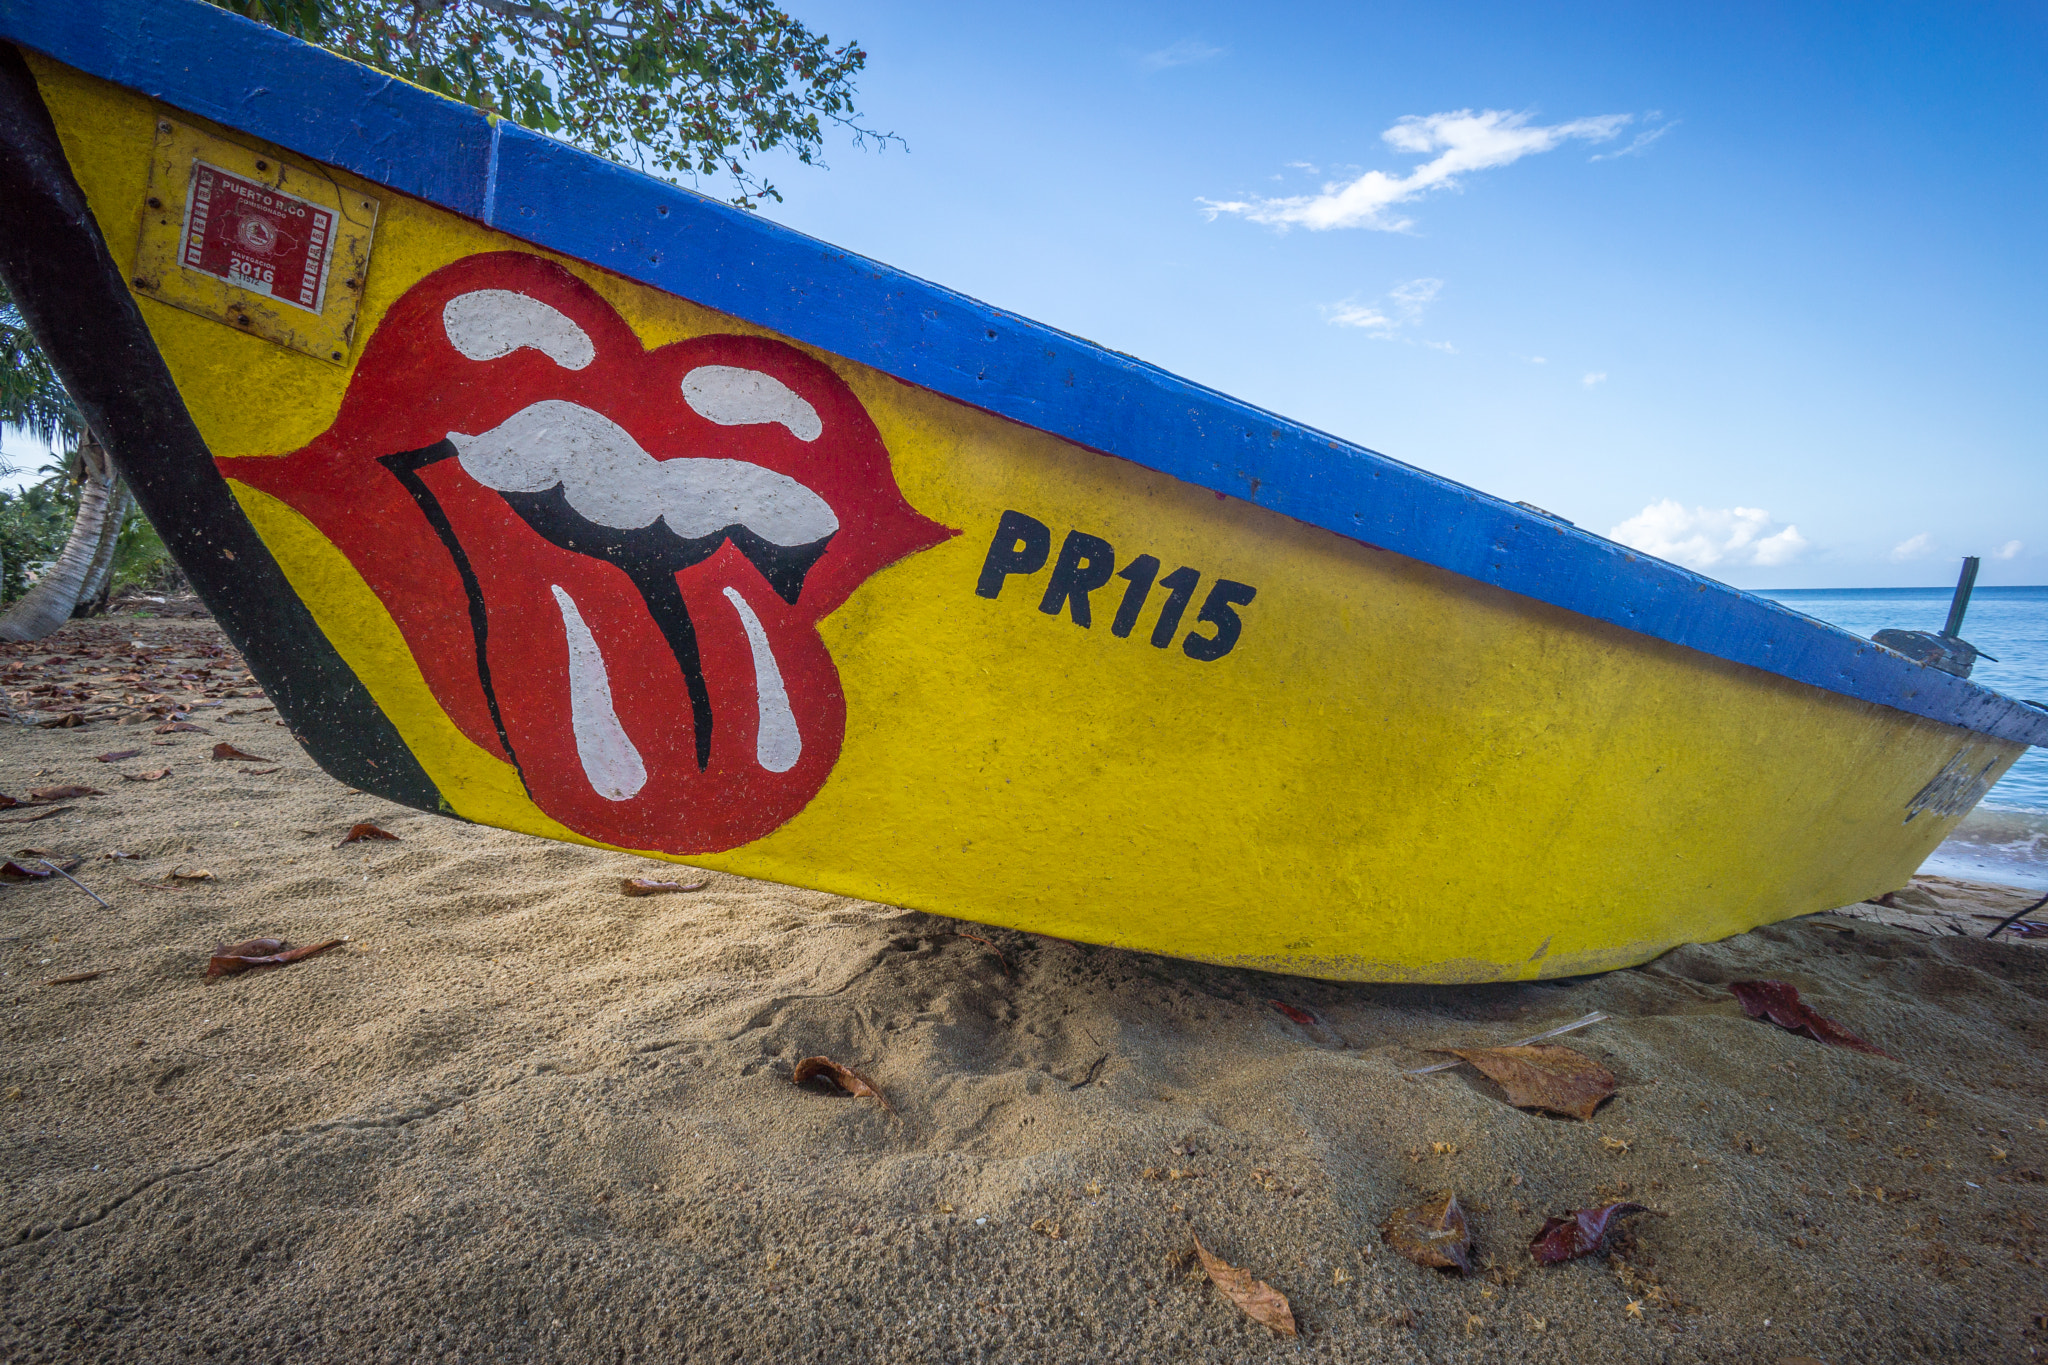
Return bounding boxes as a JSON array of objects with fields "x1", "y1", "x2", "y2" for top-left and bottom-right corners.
[{"x1": 180, "y1": 163, "x2": 336, "y2": 313}]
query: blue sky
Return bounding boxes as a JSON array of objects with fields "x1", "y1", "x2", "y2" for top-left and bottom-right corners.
[
  {"x1": 8, "y1": 0, "x2": 2042, "y2": 589},
  {"x1": 748, "y1": 0, "x2": 2046, "y2": 589}
]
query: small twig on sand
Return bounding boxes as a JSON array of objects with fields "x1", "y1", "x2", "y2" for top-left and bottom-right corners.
[
  {"x1": 1404, "y1": 1010, "x2": 1611, "y2": 1076},
  {"x1": 951, "y1": 931, "x2": 1012, "y2": 977},
  {"x1": 1985, "y1": 892, "x2": 2048, "y2": 940},
  {"x1": 39, "y1": 858, "x2": 110, "y2": 909}
]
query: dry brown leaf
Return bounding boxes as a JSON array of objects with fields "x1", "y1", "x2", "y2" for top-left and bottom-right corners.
[
  {"x1": 621, "y1": 877, "x2": 708, "y2": 897},
  {"x1": 45, "y1": 968, "x2": 110, "y2": 985},
  {"x1": 338, "y1": 822, "x2": 399, "y2": 845},
  {"x1": 1442, "y1": 1044, "x2": 1617, "y2": 1121},
  {"x1": 211, "y1": 742, "x2": 269, "y2": 762},
  {"x1": 791, "y1": 1056, "x2": 891, "y2": 1110},
  {"x1": 1729, "y1": 980, "x2": 1887, "y2": 1057},
  {"x1": 0, "y1": 859, "x2": 53, "y2": 881},
  {"x1": 29, "y1": 785, "x2": 102, "y2": 801},
  {"x1": 122, "y1": 768, "x2": 172, "y2": 782},
  {"x1": 0, "y1": 806, "x2": 73, "y2": 824},
  {"x1": 37, "y1": 712, "x2": 86, "y2": 729},
  {"x1": 207, "y1": 937, "x2": 346, "y2": 977},
  {"x1": 1193, "y1": 1237, "x2": 1298, "y2": 1336},
  {"x1": 1529, "y1": 1202, "x2": 1649, "y2": 1264},
  {"x1": 154, "y1": 721, "x2": 205, "y2": 733},
  {"x1": 93, "y1": 749, "x2": 143, "y2": 763},
  {"x1": 1382, "y1": 1191, "x2": 1475, "y2": 1275}
]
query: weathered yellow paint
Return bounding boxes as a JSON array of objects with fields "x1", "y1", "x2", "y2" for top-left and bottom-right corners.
[
  {"x1": 130, "y1": 115, "x2": 376, "y2": 365},
  {"x1": 32, "y1": 55, "x2": 2025, "y2": 981}
]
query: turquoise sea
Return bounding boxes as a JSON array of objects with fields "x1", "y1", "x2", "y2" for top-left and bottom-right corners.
[{"x1": 1760, "y1": 585, "x2": 2048, "y2": 889}]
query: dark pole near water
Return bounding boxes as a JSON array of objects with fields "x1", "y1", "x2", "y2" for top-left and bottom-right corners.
[{"x1": 1943, "y1": 557, "x2": 1981, "y2": 638}]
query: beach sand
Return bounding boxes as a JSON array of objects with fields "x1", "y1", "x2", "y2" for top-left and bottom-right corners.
[{"x1": 4, "y1": 613, "x2": 2046, "y2": 1363}]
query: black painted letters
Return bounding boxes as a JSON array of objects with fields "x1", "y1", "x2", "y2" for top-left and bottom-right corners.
[
  {"x1": 975, "y1": 509, "x2": 1051, "y2": 599},
  {"x1": 974, "y1": 510, "x2": 1256, "y2": 661}
]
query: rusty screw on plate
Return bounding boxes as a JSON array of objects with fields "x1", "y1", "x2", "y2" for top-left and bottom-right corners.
[
  {"x1": 256, "y1": 159, "x2": 268, "y2": 171},
  {"x1": 147, "y1": 196, "x2": 162, "y2": 210}
]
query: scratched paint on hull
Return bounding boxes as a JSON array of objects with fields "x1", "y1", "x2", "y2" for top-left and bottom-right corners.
[{"x1": 28, "y1": 53, "x2": 2030, "y2": 982}]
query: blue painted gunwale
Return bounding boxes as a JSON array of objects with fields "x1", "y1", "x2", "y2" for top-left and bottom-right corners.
[{"x1": 3, "y1": 0, "x2": 2043, "y2": 750}]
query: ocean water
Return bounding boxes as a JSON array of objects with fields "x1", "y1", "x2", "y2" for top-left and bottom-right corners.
[{"x1": 1759, "y1": 585, "x2": 2048, "y2": 890}]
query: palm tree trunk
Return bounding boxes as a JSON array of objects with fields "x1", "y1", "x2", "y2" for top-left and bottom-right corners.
[
  {"x1": 0, "y1": 430, "x2": 118, "y2": 641},
  {"x1": 71, "y1": 477, "x2": 132, "y2": 618}
]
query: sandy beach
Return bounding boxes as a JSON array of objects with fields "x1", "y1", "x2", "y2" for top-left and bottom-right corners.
[{"x1": 3, "y1": 611, "x2": 2046, "y2": 1364}]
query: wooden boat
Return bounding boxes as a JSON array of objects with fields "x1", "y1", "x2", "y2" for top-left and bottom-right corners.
[{"x1": 2, "y1": 0, "x2": 2041, "y2": 983}]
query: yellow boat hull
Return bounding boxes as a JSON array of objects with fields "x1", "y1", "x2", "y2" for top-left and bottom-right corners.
[{"x1": 2, "y1": 38, "x2": 2033, "y2": 982}]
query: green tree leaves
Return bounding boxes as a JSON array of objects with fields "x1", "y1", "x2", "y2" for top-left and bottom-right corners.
[{"x1": 205, "y1": 0, "x2": 894, "y2": 207}]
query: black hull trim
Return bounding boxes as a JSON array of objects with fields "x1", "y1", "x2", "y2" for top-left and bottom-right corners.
[{"x1": 0, "y1": 44, "x2": 441, "y2": 812}]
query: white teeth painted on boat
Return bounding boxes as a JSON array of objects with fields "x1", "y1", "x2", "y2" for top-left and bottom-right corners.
[
  {"x1": 722, "y1": 585, "x2": 802, "y2": 774},
  {"x1": 449, "y1": 400, "x2": 839, "y2": 544},
  {"x1": 680, "y1": 365, "x2": 823, "y2": 441},
  {"x1": 550, "y1": 584, "x2": 649, "y2": 801},
  {"x1": 442, "y1": 290, "x2": 597, "y2": 370}
]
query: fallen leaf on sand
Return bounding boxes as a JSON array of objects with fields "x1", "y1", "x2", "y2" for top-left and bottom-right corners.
[
  {"x1": 29, "y1": 785, "x2": 102, "y2": 801},
  {"x1": 38, "y1": 712, "x2": 85, "y2": 728},
  {"x1": 1729, "y1": 980, "x2": 1887, "y2": 1057},
  {"x1": 93, "y1": 749, "x2": 143, "y2": 763},
  {"x1": 1439, "y1": 1044, "x2": 1617, "y2": 1121},
  {"x1": 170, "y1": 868, "x2": 215, "y2": 881},
  {"x1": 0, "y1": 795, "x2": 18, "y2": 808},
  {"x1": 1529, "y1": 1202, "x2": 1648, "y2": 1264},
  {"x1": 791, "y1": 1056, "x2": 890, "y2": 1110},
  {"x1": 207, "y1": 936, "x2": 347, "y2": 977},
  {"x1": 45, "y1": 968, "x2": 110, "y2": 985},
  {"x1": 154, "y1": 721, "x2": 205, "y2": 734},
  {"x1": 0, "y1": 806, "x2": 74, "y2": 824},
  {"x1": 211, "y1": 742, "x2": 269, "y2": 762},
  {"x1": 122, "y1": 768, "x2": 172, "y2": 782},
  {"x1": 338, "y1": 822, "x2": 399, "y2": 845},
  {"x1": 1382, "y1": 1192, "x2": 1475, "y2": 1276},
  {"x1": 1193, "y1": 1237, "x2": 1298, "y2": 1336},
  {"x1": 1269, "y1": 1000, "x2": 1317, "y2": 1026},
  {"x1": 621, "y1": 877, "x2": 707, "y2": 897},
  {"x1": 0, "y1": 860, "x2": 54, "y2": 880}
]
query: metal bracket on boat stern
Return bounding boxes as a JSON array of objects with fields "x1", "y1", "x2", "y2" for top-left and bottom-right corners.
[{"x1": 1872, "y1": 556, "x2": 1998, "y2": 679}]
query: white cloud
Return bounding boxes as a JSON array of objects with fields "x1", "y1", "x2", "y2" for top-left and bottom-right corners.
[
  {"x1": 1388, "y1": 278, "x2": 1442, "y2": 313},
  {"x1": 1140, "y1": 39, "x2": 1223, "y2": 71},
  {"x1": 1582, "y1": 371, "x2": 1607, "y2": 387},
  {"x1": 1322, "y1": 277, "x2": 1446, "y2": 343},
  {"x1": 1890, "y1": 533, "x2": 1933, "y2": 563},
  {"x1": 1609, "y1": 501, "x2": 1808, "y2": 571},
  {"x1": 1200, "y1": 108, "x2": 1631, "y2": 232},
  {"x1": 1421, "y1": 339, "x2": 1458, "y2": 353},
  {"x1": 1325, "y1": 302, "x2": 1396, "y2": 332},
  {"x1": 1590, "y1": 119, "x2": 1677, "y2": 161},
  {"x1": 1526, "y1": 356, "x2": 1547, "y2": 364},
  {"x1": 1995, "y1": 539, "x2": 2024, "y2": 560}
]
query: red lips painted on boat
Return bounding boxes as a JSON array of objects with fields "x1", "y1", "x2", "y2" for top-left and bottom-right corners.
[{"x1": 221, "y1": 252, "x2": 954, "y2": 851}]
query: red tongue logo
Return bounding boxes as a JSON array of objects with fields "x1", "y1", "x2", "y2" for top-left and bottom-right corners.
[{"x1": 222, "y1": 252, "x2": 955, "y2": 851}]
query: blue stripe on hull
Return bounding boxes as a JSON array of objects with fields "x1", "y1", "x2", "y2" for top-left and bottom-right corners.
[{"x1": 5, "y1": 0, "x2": 2043, "y2": 749}]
